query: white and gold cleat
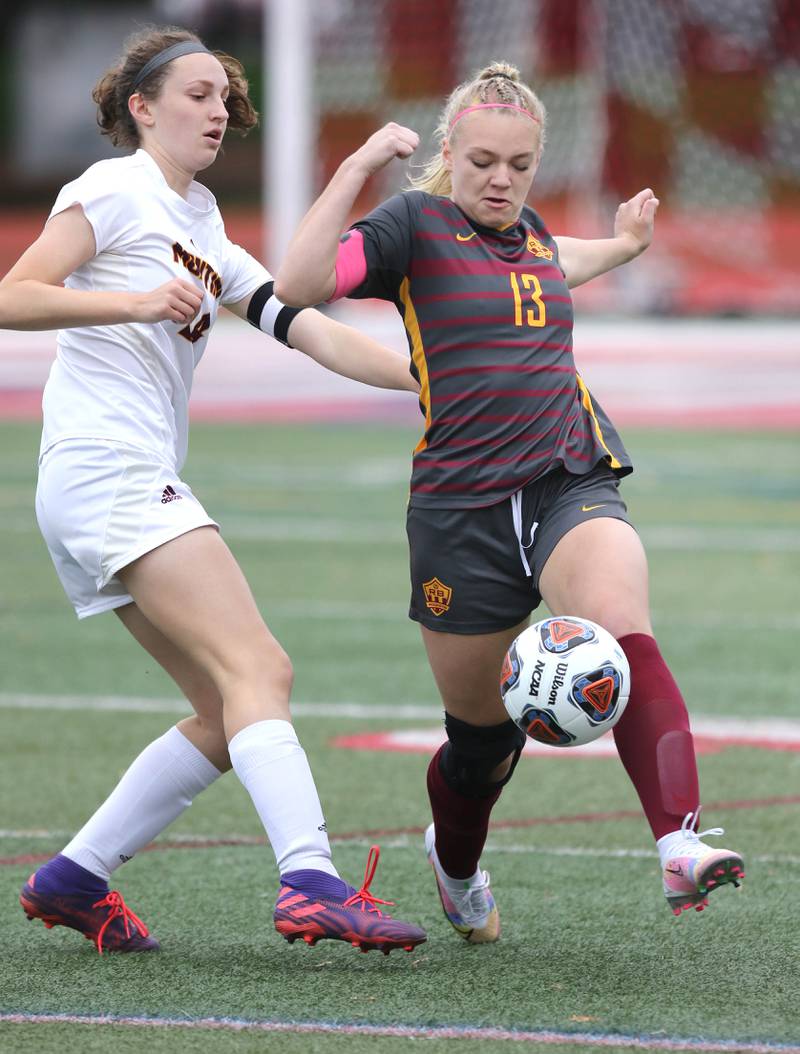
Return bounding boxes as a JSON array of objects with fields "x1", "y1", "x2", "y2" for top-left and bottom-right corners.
[{"x1": 424, "y1": 824, "x2": 500, "y2": 943}]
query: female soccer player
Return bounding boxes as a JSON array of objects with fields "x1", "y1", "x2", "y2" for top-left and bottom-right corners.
[
  {"x1": 275, "y1": 62, "x2": 744, "y2": 942},
  {"x1": 0, "y1": 26, "x2": 426, "y2": 955}
]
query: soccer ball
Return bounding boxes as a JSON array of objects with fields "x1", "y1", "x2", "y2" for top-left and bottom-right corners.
[{"x1": 500, "y1": 616, "x2": 630, "y2": 747}]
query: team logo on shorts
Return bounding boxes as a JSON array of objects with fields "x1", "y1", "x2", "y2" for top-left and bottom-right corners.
[
  {"x1": 527, "y1": 232, "x2": 553, "y2": 260},
  {"x1": 422, "y1": 576, "x2": 452, "y2": 616}
]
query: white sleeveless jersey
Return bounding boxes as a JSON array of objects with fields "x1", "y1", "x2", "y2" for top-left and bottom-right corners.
[{"x1": 41, "y1": 150, "x2": 269, "y2": 471}]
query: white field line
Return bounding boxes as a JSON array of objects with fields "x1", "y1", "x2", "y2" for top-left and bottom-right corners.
[
  {"x1": 240, "y1": 606, "x2": 800, "y2": 632},
  {"x1": 2, "y1": 1012, "x2": 799, "y2": 1053},
  {"x1": 227, "y1": 521, "x2": 800, "y2": 553},
  {"x1": 1, "y1": 828, "x2": 798, "y2": 868},
  {"x1": 0, "y1": 693, "x2": 440, "y2": 718},
  {"x1": 1, "y1": 694, "x2": 798, "y2": 740},
  {"x1": 4, "y1": 515, "x2": 800, "y2": 551},
  {"x1": 3, "y1": 693, "x2": 800, "y2": 738},
  {"x1": 2, "y1": 594, "x2": 800, "y2": 631}
]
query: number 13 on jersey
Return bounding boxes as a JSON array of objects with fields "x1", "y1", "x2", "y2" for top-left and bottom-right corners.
[{"x1": 510, "y1": 272, "x2": 546, "y2": 328}]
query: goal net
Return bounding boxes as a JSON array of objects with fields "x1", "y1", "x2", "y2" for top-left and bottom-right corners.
[{"x1": 301, "y1": 0, "x2": 800, "y2": 315}]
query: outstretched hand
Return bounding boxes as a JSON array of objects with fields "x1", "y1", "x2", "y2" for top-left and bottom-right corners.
[
  {"x1": 351, "y1": 122, "x2": 420, "y2": 178},
  {"x1": 614, "y1": 188, "x2": 659, "y2": 256}
]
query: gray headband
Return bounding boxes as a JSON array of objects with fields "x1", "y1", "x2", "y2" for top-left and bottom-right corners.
[{"x1": 131, "y1": 41, "x2": 211, "y2": 91}]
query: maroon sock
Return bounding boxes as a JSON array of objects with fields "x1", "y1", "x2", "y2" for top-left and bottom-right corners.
[
  {"x1": 613, "y1": 633, "x2": 700, "y2": 840},
  {"x1": 426, "y1": 745, "x2": 503, "y2": 879}
]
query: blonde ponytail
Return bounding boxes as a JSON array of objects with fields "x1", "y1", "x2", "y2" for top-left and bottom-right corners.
[{"x1": 409, "y1": 62, "x2": 546, "y2": 197}]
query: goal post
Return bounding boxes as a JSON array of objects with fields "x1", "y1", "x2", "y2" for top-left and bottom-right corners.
[{"x1": 264, "y1": 0, "x2": 314, "y2": 267}]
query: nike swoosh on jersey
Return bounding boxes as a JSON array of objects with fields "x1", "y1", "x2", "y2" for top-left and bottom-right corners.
[
  {"x1": 581, "y1": 504, "x2": 607, "y2": 512},
  {"x1": 455, "y1": 232, "x2": 477, "y2": 242}
]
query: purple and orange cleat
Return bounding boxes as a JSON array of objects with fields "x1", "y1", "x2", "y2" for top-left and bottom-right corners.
[
  {"x1": 274, "y1": 845, "x2": 426, "y2": 955},
  {"x1": 662, "y1": 812, "x2": 745, "y2": 916},
  {"x1": 20, "y1": 857, "x2": 158, "y2": 954}
]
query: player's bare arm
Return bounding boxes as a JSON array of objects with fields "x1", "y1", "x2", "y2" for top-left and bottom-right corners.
[
  {"x1": 274, "y1": 122, "x2": 419, "y2": 307},
  {"x1": 554, "y1": 188, "x2": 659, "y2": 289},
  {"x1": 287, "y1": 309, "x2": 418, "y2": 392},
  {"x1": 0, "y1": 204, "x2": 202, "y2": 330},
  {"x1": 227, "y1": 295, "x2": 418, "y2": 393}
]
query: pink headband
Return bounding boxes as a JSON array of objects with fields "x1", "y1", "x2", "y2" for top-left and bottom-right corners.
[{"x1": 449, "y1": 102, "x2": 541, "y2": 131}]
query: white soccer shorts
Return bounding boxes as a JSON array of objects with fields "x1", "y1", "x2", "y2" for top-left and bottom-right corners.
[{"x1": 36, "y1": 440, "x2": 218, "y2": 619}]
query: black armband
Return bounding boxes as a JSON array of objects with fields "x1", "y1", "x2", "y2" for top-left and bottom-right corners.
[{"x1": 246, "y1": 281, "x2": 303, "y2": 348}]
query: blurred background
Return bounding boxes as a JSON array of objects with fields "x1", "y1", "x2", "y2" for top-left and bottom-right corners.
[
  {"x1": 2, "y1": 0, "x2": 799, "y2": 314},
  {"x1": 0, "y1": 0, "x2": 798, "y2": 424}
]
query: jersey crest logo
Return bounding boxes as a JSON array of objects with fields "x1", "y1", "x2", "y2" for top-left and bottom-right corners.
[
  {"x1": 422, "y1": 577, "x2": 453, "y2": 616},
  {"x1": 527, "y1": 232, "x2": 553, "y2": 260}
]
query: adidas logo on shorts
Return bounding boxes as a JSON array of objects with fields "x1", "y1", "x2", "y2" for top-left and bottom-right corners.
[{"x1": 160, "y1": 485, "x2": 182, "y2": 504}]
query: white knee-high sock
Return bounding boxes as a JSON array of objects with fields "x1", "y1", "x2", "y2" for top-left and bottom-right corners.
[
  {"x1": 62, "y1": 726, "x2": 222, "y2": 881},
  {"x1": 228, "y1": 719, "x2": 338, "y2": 877}
]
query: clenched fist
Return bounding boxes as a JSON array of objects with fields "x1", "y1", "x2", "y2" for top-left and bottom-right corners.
[
  {"x1": 131, "y1": 279, "x2": 204, "y2": 324},
  {"x1": 351, "y1": 123, "x2": 420, "y2": 178}
]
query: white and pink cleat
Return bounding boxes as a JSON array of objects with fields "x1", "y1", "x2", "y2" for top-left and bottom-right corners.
[{"x1": 659, "y1": 811, "x2": 745, "y2": 916}]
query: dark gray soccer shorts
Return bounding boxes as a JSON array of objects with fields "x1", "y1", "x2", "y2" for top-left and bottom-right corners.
[{"x1": 406, "y1": 462, "x2": 632, "y2": 635}]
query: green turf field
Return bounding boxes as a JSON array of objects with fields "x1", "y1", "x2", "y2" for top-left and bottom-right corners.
[{"x1": 1, "y1": 420, "x2": 799, "y2": 1054}]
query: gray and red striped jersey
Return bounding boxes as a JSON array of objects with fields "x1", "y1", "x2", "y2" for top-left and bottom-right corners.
[{"x1": 348, "y1": 190, "x2": 631, "y2": 508}]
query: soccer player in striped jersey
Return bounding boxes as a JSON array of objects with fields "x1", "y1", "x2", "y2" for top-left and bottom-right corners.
[
  {"x1": 275, "y1": 61, "x2": 744, "y2": 939},
  {"x1": 0, "y1": 26, "x2": 425, "y2": 956}
]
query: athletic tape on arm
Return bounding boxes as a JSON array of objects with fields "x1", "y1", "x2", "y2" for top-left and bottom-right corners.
[{"x1": 246, "y1": 281, "x2": 303, "y2": 347}]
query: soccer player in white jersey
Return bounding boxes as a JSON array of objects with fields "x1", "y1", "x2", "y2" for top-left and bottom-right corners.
[{"x1": 0, "y1": 26, "x2": 425, "y2": 955}]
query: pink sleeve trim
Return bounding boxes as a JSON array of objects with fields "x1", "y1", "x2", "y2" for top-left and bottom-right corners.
[{"x1": 327, "y1": 229, "x2": 367, "y2": 302}]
